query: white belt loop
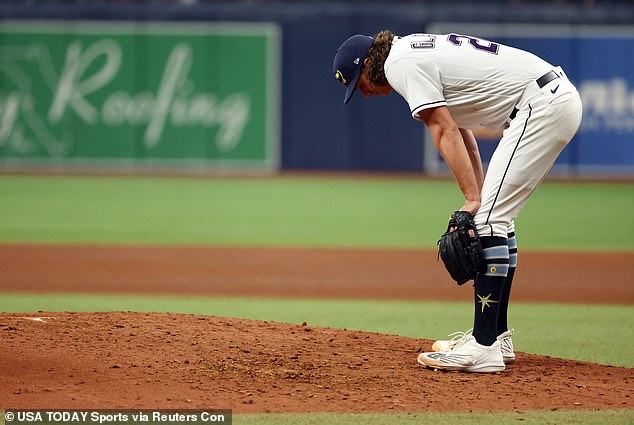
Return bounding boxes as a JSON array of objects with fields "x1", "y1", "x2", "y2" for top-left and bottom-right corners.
[{"x1": 555, "y1": 66, "x2": 568, "y2": 80}]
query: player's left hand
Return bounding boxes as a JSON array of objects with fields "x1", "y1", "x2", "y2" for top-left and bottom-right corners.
[
  {"x1": 459, "y1": 200, "x2": 480, "y2": 216},
  {"x1": 437, "y1": 210, "x2": 487, "y2": 285}
]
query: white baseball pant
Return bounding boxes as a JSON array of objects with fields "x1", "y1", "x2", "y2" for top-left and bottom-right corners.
[{"x1": 475, "y1": 67, "x2": 583, "y2": 238}]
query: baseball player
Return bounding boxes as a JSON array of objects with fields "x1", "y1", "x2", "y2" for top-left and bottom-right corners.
[{"x1": 333, "y1": 31, "x2": 582, "y2": 372}]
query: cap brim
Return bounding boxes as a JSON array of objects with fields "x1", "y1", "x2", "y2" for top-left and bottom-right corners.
[{"x1": 343, "y1": 71, "x2": 362, "y2": 104}]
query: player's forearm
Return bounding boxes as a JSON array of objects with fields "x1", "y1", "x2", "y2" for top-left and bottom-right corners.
[
  {"x1": 419, "y1": 106, "x2": 480, "y2": 214},
  {"x1": 459, "y1": 128, "x2": 484, "y2": 193},
  {"x1": 431, "y1": 125, "x2": 481, "y2": 211}
]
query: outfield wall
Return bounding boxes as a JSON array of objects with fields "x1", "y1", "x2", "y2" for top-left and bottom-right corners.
[
  {"x1": 0, "y1": 21, "x2": 281, "y2": 171},
  {"x1": 0, "y1": 2, "x2": 632, "y2": 177}
]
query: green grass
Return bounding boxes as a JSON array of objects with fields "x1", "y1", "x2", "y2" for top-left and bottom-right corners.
[
  {"x1": 2, "y1": 293, "x2": 632, "y2": 368},
  {"x1": 235, "y1": 410, "x2": 634, "y2": 425},
  {"x1": 0, "y1": 175, "x2": 632, "y2": 250},
  {"x1": 0, "y1": 409, "x2": 631, "y2": 425},
  {"x1": 0, "y1": 175, "x2": 439, "y2": 247},
  {"x1": 517, "y1": 182, "x2": 634, "y2": 251}
]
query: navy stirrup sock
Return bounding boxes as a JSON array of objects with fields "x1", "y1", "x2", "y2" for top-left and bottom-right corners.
[
  {"x1": 497, "y1": 232, "x2": 517, "y2": 334},
  {"x1": 472, "y1": 236, "x2": 509, "y2": 346}
]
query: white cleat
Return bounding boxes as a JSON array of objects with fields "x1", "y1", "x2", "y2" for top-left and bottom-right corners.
[
  {"x1": 432, "y1": 328, "x2": 516, "y2": 364},
  {"x1": 497, "y1": 329, "x2": 516, "y2": 364},
  {"x1": 418, "y1": 336, "x2": 505, "y2": 373},
  {"x1": 431, "y1": 328, "x2": 473, "y2": 352}
]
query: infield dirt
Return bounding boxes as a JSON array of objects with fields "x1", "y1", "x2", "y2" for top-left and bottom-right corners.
[{"x1": 1, "y1": 244, "x2": 633, "y2": 413}]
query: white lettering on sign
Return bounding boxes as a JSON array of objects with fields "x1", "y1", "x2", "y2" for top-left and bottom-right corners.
[
  {"x1": 579, "y1": 78, "x2": 634, "y2": 133},
  {"x1": 49, "y1": 39, "x2": 122, "y2": 124},
  {"x1": 0, "y1": 39, "x2": 252, "y2": 155}
]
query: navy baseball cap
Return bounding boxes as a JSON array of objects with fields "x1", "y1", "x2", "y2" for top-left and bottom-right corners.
[{"x1": 333, "y1": 35, "x2": 374, "y2": 104}]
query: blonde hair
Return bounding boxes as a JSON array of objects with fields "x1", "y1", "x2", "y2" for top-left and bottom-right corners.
[{"x1": 364, "y1": 30, "x2": 395, "y2": 86}]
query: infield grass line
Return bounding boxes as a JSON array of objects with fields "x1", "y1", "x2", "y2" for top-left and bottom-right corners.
[
  {"x1": 0, "y1": 175, "x2": 632, "y2": 251},
  {"x1": 2, "y1": 292, "x2": 632, "y2": 368}
]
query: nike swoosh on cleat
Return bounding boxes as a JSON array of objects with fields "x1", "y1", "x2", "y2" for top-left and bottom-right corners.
[{"x1": 550, "y1": 84, "x2": 560, "y2": 94}]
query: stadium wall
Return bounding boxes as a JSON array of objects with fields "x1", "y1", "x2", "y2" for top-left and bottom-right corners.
[{"x1": 0, "y1": 1, "x2": 632, "y2": 177}]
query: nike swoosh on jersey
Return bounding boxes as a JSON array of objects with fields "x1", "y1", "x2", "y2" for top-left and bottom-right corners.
[{"x1": 550, "y1": 84, "x2": 560, "y2": 94}]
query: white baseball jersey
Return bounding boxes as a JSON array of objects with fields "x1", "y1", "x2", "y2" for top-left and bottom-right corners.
[{"x1": 384, "y1": 33, "x2": 554, "y2": 130}]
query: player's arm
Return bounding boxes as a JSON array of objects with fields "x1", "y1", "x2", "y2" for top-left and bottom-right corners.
[
  {"x1": 417, "y1": 106, "x2": 481, "y2": 215},
  {"x1": 459, "y1": 128, "x2": 484, "y2": 194}
]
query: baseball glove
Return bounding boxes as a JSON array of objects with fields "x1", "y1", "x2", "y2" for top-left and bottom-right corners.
[{"x1": 437, "y1": 211, "x2": 487, "y2": 285}]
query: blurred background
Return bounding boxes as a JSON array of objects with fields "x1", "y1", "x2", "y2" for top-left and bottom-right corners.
[{"x1": 0, "y1": 0, "x2": 633, "y2": 178}]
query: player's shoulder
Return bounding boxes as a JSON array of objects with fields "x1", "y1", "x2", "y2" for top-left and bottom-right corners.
[
  {"x1": 391, "y1": 33, "x2": 441, "y2": 51},
  {"x1": 387, "y1": 33, "x2": 452, "y2": 59},
  {"x1": 385, "y1": 34, "x2": 439, "y2": 71}
]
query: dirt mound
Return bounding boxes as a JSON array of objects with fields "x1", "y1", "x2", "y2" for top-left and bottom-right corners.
[{"x1": 2, "y1": 312, "x2": 632, "y2": 413}]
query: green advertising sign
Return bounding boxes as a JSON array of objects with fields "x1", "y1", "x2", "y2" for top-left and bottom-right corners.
[{"x1": 0, "y1": 21, "x2": 280, "y2": 170}]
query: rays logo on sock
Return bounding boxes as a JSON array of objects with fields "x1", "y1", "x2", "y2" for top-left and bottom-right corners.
[{"x1": 477, "y1": 293, "x2": 498, "y2": 313}]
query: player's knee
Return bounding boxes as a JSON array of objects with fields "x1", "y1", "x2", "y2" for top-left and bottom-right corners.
[{"x1": 480, "y1": 236, "x2": 509, "y2": 277}]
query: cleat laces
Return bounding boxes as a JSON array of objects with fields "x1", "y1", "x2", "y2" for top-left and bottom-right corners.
[{"x1": 445, "y1": 328, "x2": 473, "y2": 350}]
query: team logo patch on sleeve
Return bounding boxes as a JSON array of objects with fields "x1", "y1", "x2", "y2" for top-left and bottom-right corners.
[{"x1": 410, "y1": 35, "x2": 435, "y2": 49}]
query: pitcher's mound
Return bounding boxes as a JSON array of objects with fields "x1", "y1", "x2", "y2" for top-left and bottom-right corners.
[{"x1": 2, "y1": 312, "x2": 632, "y2": 413}]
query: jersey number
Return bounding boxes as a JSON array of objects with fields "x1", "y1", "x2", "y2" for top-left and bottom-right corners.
[{"x1": 448, "y1": 34, "x2": 499, "y2": 54}]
